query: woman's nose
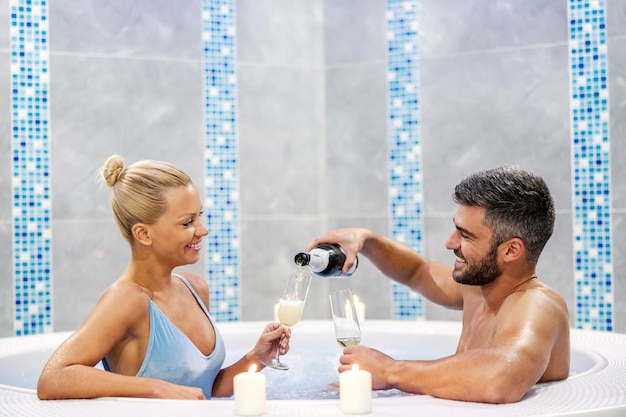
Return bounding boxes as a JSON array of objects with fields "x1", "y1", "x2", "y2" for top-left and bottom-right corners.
[{"x1": 198, "y1": 220, "x2": 209, "y2": 237}]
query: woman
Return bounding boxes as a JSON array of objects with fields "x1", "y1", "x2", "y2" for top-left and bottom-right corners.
[{"x1": 37, "y1": 155, "x2": 289, "y2": 400}]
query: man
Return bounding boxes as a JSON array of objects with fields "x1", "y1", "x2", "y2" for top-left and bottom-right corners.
[{"x1": 306, "y1": 166, "x2": 570, "y2": 404}]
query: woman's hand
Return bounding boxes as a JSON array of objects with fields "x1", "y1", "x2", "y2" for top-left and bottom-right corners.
[
  {"x1": 252, "y1": 322, "x2": 291, "y2": 365},
  {"x1": 212, "y1": 323, "x2": 291, "y2": 398}
]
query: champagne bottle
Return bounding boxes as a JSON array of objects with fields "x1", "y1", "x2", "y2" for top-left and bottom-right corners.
[{"x1": 294, "y1": 244, "x2": 358, "y2": 277}]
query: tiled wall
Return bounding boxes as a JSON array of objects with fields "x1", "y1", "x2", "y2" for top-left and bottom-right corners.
[
  {"x1": 202, "y1": 0, "x2": 240, "y2": 322},
  {"x1": 10, "y1": 0, "x2": 52, "y2": 335},
  {"x1": 2, "y1": 0, "x2": 625, "y2": 337},
  {"x1": 568, "y1": 0, "x2": 614, "y2": 331},
  {"x1": 386, "y1": 0, "x2": 425, "y2": 319}
]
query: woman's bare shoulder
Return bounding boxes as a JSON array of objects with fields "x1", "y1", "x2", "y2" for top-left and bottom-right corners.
[
  {"x1": 105, "y1": 279, "x2": 149, "y2": 298},
  {"x1": 176, "y1": 272, "x2": 209, "y2": 303},
  {"x1": 66, "y1": 280, "x2": 149, "y2": 351},
  {"x1": 94, "y1": 280, "x2": 150, "y2": 317}
]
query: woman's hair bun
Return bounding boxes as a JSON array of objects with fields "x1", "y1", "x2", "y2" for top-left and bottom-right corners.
[{"x1": 102, "y1": 154, "x2": 125, "y2": 187}]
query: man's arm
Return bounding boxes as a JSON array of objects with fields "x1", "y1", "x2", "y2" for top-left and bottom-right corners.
[
  {"x1": 338, "y1": 288, "x2": 569, "y2": 403},
  {"x1": 307, "y1": 228, "x2": 463, "y2": 309}
]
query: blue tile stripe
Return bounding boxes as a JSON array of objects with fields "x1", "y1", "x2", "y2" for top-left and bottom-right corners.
[
  {"x1": 201, "y1": 0, "x2": 241, "y2": 322},
  {"x1": 10, "y1": 0, "x2": 53, "y2": 336},
  {"x1": 386, "y1": 0, "x2": 425, "y2": 320},
  {"x1": 568, "y1": 0, "x2": 614, "y2": 331}
]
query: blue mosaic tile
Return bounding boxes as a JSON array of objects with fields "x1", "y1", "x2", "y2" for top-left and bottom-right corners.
[
  {"x1": 568, "y1": 0, "x2": 614, "y2": 331},
  {"x1": 10, "y1": 0, "x2": 53, "y2": 336},
  {"x1": 202, "y1": 0, "x2": 241, "y2": 322},
  {"x1": 386, "y1": 0, "x2": 425, "y2": 320}
]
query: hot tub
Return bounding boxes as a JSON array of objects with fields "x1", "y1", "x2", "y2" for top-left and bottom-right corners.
[{"x1": 1, "y1": 320, "x2": 625, "y2": 416}]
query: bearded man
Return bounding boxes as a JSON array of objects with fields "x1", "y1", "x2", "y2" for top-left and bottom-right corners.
[{"x1": 306, "y1": 166, "x2": 570, "y2": 404}]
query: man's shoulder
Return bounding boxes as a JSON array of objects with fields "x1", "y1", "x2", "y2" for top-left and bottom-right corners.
[{"x1": 502, "y1": 280, "x2": 569, "y2": 322}]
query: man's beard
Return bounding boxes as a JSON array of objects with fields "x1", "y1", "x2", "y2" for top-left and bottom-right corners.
[{"x1": 453, "y1": 244, "x2": 501, "y2": 286}]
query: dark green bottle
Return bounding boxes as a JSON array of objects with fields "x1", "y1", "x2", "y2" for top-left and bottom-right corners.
[{"x1": 294, "y1": 244, "x2": 358, "y2": 277}]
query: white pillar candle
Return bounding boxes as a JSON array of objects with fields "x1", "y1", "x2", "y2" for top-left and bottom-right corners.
[
  {"x1": 340, "y1": 364, "x2": 372, "y2": 414},
  {"x1": 273, "y1": 301, "x2": 280, "y2": 322},
  {"x1": 353, "y1": 295, "x2": 366, "y2": 323},
  {"x1": 234, "y1": 364, "x2": 266, "y2": 416}
]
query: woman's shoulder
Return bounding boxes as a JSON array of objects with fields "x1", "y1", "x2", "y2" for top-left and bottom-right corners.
[
  {"x1": 175, "y1": 272, "x2": 209, "y2": 304},
  {"x1": 99, "y1": 280, "x2": 150, "y2": 310},
  {"x1": 80, "y1": 280, "x2": 150, "y2": 336}
]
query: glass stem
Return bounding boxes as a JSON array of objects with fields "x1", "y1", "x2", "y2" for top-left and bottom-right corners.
[{"x1": 273, "y1": 333, "x2": 284, "y2": 362}]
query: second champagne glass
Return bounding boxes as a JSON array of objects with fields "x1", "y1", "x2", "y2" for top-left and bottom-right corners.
[
  {"x1": 329, "y1": 288, "x2": 361, "y2": 347},
  {"x1": 263, "y1": 267, "x2": 312, "y2": 370}
]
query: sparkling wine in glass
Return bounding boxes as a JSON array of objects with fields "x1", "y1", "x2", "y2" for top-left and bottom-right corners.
[
  {"x1": 329, "y1": 288, "x2": 361, "y2": 347},
  {"x1": 263, "y1": 268, "x2": 312, "y2": 370}
]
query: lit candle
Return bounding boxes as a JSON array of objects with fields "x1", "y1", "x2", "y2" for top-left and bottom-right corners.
[
  {"x1": 233, "y1": 364, "x2": 266, "y2": 416},
  {"x1": 273, "y1": 301, "x2": 280, "y2": 322},
  {"x1": 353, "y1": 294, "x2": 366, "y2": 323},
  {"x1": 339, "y1": 364, "x2": 372, "y2": 414}
]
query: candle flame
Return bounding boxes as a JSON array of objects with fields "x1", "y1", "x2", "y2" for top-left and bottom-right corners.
[
  {"x1": 352, "y1": 364, "x2": 359, "y2": 371},
  {"x1": 353, "y1": 294, "x2": 360, "y2": 303},
  {"x1": 248, "y1": 364, "x2": 257, "y2": 373},
  {"x1": 345, "y1": 301, "x2": 353, "y2": 316}
]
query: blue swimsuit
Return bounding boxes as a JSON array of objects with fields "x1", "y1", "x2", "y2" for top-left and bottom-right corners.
[{"x1": 102, "y1": 274, "x2": 225, "y2": 398}]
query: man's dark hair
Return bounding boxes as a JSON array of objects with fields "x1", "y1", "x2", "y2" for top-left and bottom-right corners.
[{"x1": 452, "y1": 166, "x2": 555, "y2": 266}]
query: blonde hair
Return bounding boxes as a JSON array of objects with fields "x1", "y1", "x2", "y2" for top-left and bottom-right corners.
[{"x1": 101, "y1": 155, "x2": 193, "y2": 243}]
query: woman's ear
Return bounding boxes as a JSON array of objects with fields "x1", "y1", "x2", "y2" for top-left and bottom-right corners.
[{"x1": 131, "y1": 223, "x2": 151, "y2": 246}]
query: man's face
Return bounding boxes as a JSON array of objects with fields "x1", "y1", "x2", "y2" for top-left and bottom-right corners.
[
  {"x1": 445, "y1": 205, "x2": 502, "y2": 286},
  {"x1": 452, "y1": 240, "x2": 501, "y2": 286}
]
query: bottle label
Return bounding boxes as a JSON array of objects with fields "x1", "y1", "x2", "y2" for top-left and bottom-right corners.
[{"x1": 308, "y1": 248, "x2": 330, "y2": 272}]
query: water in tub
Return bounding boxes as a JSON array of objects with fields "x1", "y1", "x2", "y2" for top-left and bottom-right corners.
[{"x1": 222, "y1": 337, "x2": 443, "y2": 400}]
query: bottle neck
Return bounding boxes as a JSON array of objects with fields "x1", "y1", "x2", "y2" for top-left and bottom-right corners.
[{"x1": 294, "y1": 252, "x2": 311, "y2": 266}]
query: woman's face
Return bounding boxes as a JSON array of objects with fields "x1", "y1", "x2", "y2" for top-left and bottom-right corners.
[{"x1": 147, "y1": 184, "x2": 208, "y2": 267}]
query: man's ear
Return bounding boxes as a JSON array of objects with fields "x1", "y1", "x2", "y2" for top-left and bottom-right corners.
[
  {"x1": 131, "y1": 223, "x2": 152, "y2": 246},
  {"x1": 502, "y1": 237, "x2": 524, "y2": 261}
]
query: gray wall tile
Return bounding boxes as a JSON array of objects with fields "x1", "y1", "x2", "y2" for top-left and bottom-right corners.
[
  {"x1": 607, "y1": 0, "x2": 626, "y2": 37},
  {"x1": 612, "y1": 212, "x2": 626, "y2": 331},
  {"x1": 421, "y1": 44, "x2": 572, "y2": 211},
  {"x1": 420, "y1": 0, "x2": 568, "y2": 57},
  {"x1": 237, "y1": 0, "x2": 324, "y2": 66},
  {"x1": 0, "y1": 4, "x2": 8, "y2": 49},
  {"x1": 323, "y1": 0, "x2": 387, "y2": 64},
  {"x1": 0, "y1": 28, "x2": 10, "y2": 337},
  {"x1": 238, "y1": 64, "x2": 326, "y2": 217},
  {"x1": 325, "y1": 63, "x2": 388, "y2": 217},
  {"x1": 49, "y1": 56, "x2": 204, "y2": 220},
  {"x1": 49, "y1": 0, "x2": 202, "y2": 58}
]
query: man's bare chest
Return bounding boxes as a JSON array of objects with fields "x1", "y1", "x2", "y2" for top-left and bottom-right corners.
[{"x1": 457, "y1": 307, "x2": 497, "y2": 351}]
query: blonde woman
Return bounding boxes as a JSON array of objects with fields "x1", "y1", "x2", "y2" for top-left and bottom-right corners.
[{"x1": 38, "y1": 155, "x2": 289, "y2": 400}]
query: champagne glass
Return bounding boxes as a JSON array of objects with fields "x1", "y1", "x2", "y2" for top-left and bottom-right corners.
[
  {"x1": 263, "y1": 267, "x2": 312, "y2": 370},
  {"x1": 329, "y1": 288, "x2": 361, "y2": 347}
]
